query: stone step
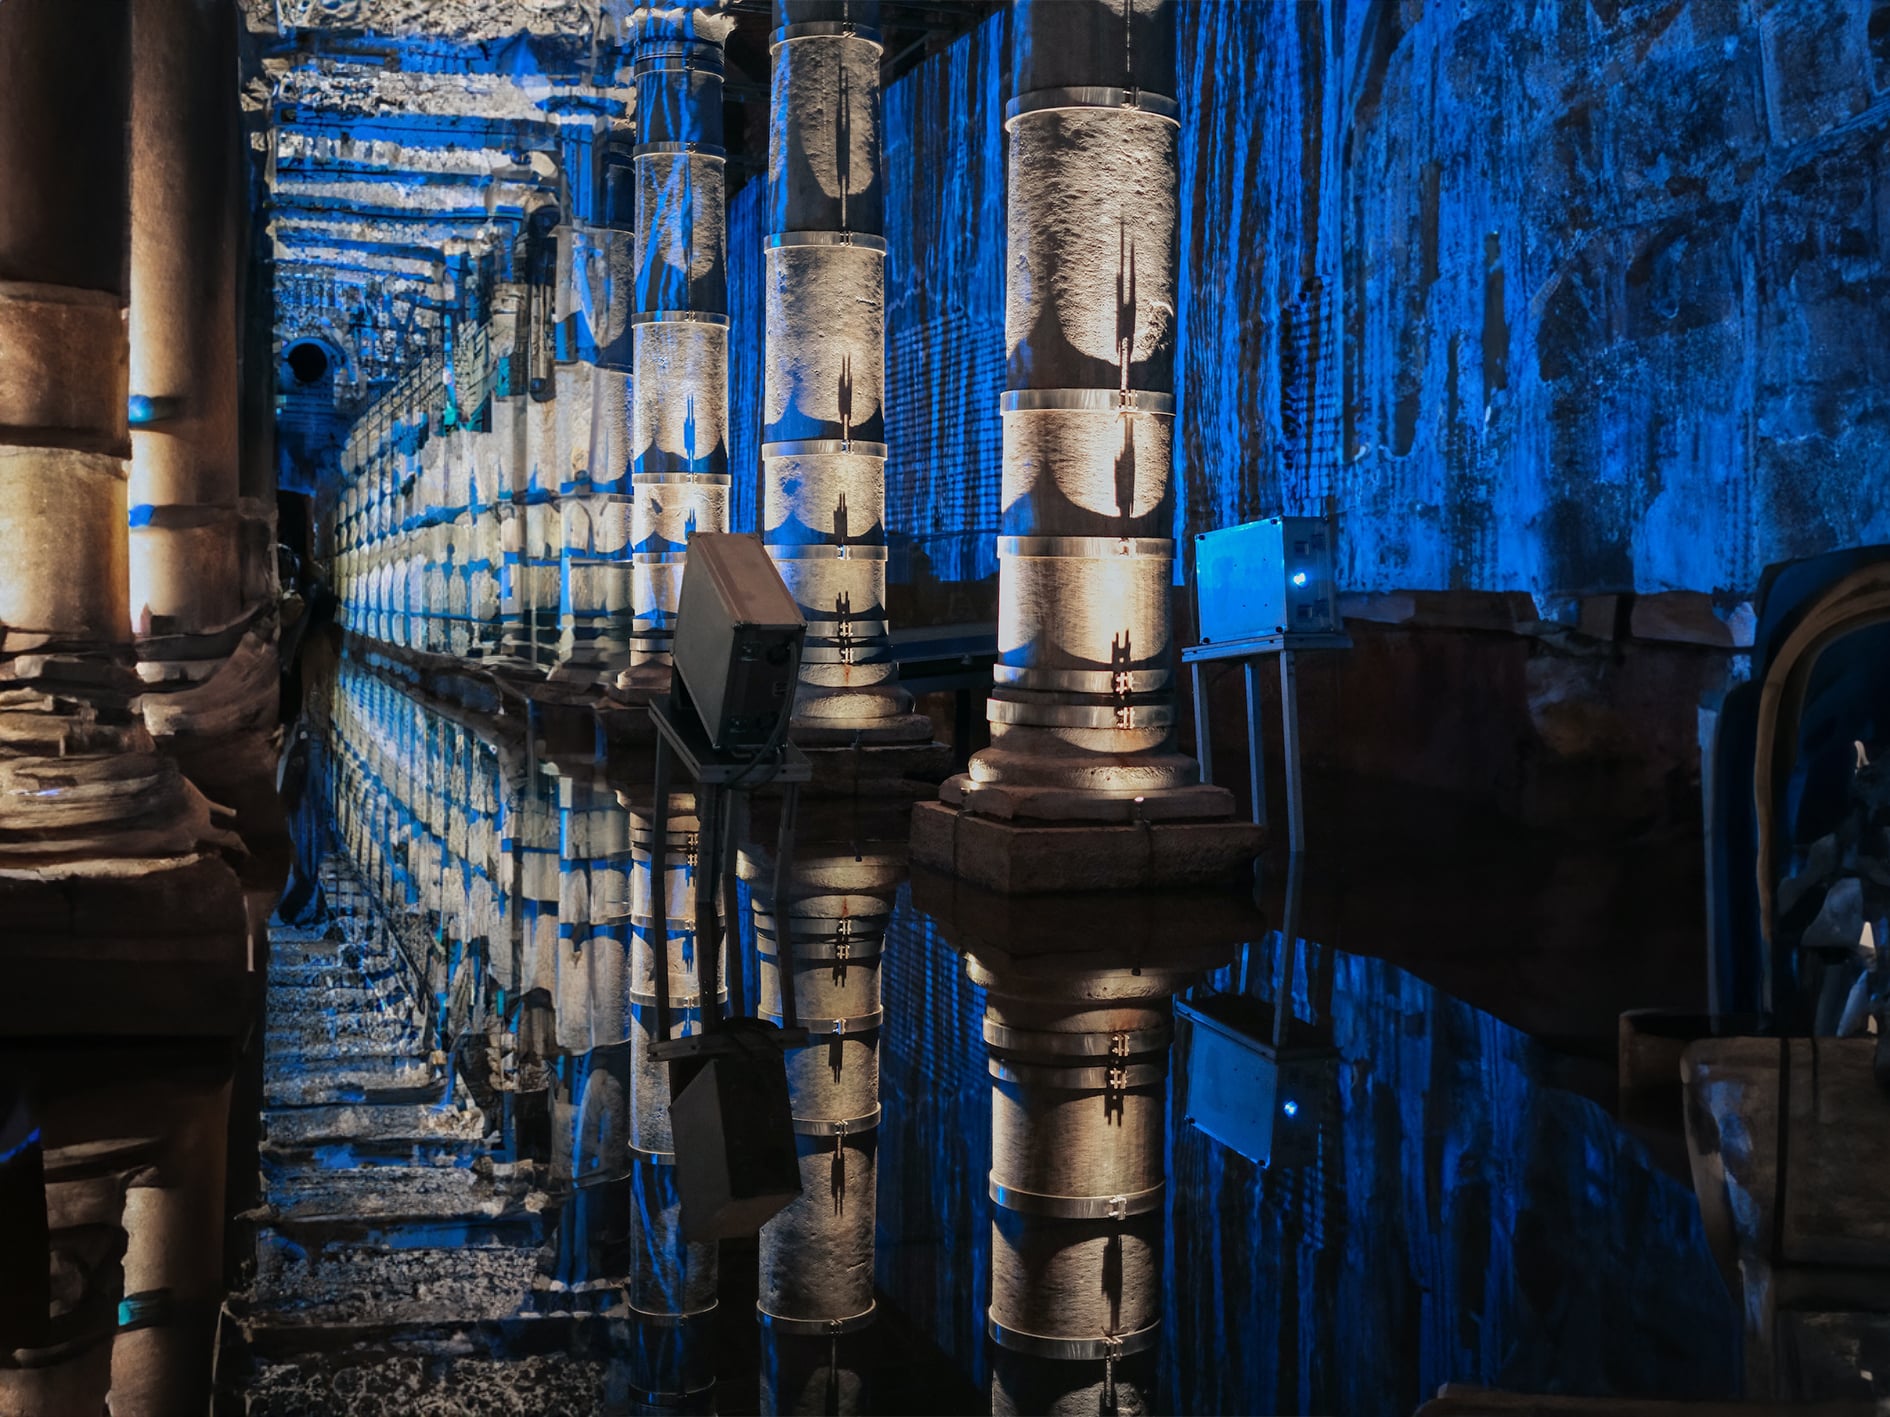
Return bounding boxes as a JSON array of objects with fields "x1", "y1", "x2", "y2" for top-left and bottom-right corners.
[
  {"x1": 240, "y1": 1349, "x2": 615, "y2": 1416},
  {"x1": 261, "y1": 1101, "x2": 488, "y2": 1151},
  {"x1": 246, "y1": 1242, "x2": 543, "y2": 1331}
]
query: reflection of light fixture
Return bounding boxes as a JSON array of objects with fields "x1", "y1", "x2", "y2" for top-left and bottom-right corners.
[
  {"x1": 1282, "y1": 1100, "x2": 1298, "y2": 1117},
  {"x1": 1291, "y1": 571, "x2": 1308, "y2": 587}
]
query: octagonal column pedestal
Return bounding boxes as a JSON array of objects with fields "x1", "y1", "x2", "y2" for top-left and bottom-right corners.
[
  {"x1": 620, "y1": 2, "x2": 736, "y2": 690},
  {"x1": 915, "y1": 873, "x2": 1251, "y2": 1417},
  {"x1": 0, "y1": 0, "x2": 235, "y2": 884},
  {"x1": 740, "y1": 831, "x2": 905, "y2": 1415},
  {"x1": 913, "y1": 0, "x2": 1258, "y2": 891},
  {"x1": 762, "y1": 0, "x2": 928, "y2": 751}
]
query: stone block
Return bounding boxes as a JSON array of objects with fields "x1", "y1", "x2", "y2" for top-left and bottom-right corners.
[{"x1": 909, "y1": 799, "x2": 1262, "y2": 895}]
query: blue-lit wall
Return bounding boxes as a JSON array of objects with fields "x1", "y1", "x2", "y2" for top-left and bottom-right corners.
[
  {"x1": 844, "y1": 0, "x2": 1890, "y2": 600},
  {"x1": 728, "y1": 172, "x2": 765, "y2": 536},
  {"x1": 879, "y1": 15, "x2": 1008, "y2": 587}
]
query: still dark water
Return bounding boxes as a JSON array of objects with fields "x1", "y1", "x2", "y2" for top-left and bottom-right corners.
[{"x1": 249, "y1": 658, "x2": 1737, "y2": 1415}]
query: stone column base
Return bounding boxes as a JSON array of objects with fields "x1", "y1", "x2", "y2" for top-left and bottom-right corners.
[{"x1": 910, "y1": 799, "x2": 1263, "y2": 895}]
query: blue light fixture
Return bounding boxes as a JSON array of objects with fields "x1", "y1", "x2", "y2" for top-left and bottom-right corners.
[
  {"x1": 1291, "y1": 571, "x2": 1308, "y2": 587},
  {"x1": 1282, "y1": 1100, "x2": 1299, "y2": 1117}
]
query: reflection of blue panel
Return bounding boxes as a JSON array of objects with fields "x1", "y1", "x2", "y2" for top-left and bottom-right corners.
[
  {"x1": 1176, "y1": 998, "x2": 1277, "y2": 1164},
  {"x1": 1177, "y1": 994, "x2": 1339, "y2": 1171}
]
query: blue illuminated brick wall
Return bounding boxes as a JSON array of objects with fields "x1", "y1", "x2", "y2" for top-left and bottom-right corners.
[
  {"x1": 881, "y1": 12, "x2": 1007, "y2": 588},
  {"x1": 869, "y1": 0, "x2": 1890, "y2": 599}
]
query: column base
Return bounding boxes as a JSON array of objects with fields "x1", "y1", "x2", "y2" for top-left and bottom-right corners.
[
  {"x1": 938, "y1": 773, "x2": 1241, "y2": 825},
  {"x1": 616, "y1": 662, "x2": 674, "y2": 695},
  {"x1": 911, "y1": 799, "x2": 1264, "y2": 895},
  {"x1": 791, "y1": 711, "x2": 936, "y2": 747},
  {"x1": 796, "y1": 735, "x2": 954, "y2": 798}
]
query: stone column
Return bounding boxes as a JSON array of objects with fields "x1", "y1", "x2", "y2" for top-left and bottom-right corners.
[
  {"x1": 555, "y1": 124, "x2": 637, "y2": 684},
  {"x1": 968, "y1": 952, "x2": 1190, "y2": 1416},
  {"x1": 745, "y1": 840, "x2": 903, "y2": 1415},
  {"x1": 623, "y1": 1, "x2": 734, "y2": 684},
  {"x1": 0, "y1": 0, "x2": 218, "y2": 873},
  {"x1": 0, "y1": 1138, "x2": 158, "y2": 1417},
  {"x1": 762, "y1": 0, "x2": 926, "y2": 743},
  {"x1": 959, "y1": 0, "x2": 1205, "y2": 805},
  {"x1": 108, "y1": 1079, "x2": 233, "y2": 1417},
  {"x1": 127, "y1": 0, "x2": 245, "y2": 675}
]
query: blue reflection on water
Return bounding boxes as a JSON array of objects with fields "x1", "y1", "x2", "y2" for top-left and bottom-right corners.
[{"x1": 876, "y1": 893, "x2": 1738, "y2": 1416}]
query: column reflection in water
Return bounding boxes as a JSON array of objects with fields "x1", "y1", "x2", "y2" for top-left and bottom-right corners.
[
  {"x1": 624, "y1": 787, "x2": 721, "y2": 1411},
  {"x1": 743, "y1": 807, "x2": 909, "y2": 1414},
  {"x1": 317, "y1": 659, "x2": 727, "y2": 1410},
  {"x1": 892, "y1": 878, "x2": 1251, "y2": 1414}
]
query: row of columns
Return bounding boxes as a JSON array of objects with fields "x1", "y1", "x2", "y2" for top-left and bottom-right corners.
[
  {"x1": 323, "y1": 661, "x2": 923, "y2": 1412},
  {"x1": 326, "y1": 0, "x2": 934, "y2": 748},
  {"x1": 328, "y1": 0, "x2": 1210, "y2": 819}
]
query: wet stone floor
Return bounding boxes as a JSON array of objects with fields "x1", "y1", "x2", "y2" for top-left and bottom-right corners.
[{"x1": 218, "y1": 665, "x2": 1741, "y2": 1415}]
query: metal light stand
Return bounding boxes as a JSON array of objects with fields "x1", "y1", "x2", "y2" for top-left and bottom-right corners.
[
  {"x1": 645, "y1": 693, "x2": 813, "y2": 1064},
  {"x1": 1182, "y1": 631, "x2": 1350, "y2": 853}
]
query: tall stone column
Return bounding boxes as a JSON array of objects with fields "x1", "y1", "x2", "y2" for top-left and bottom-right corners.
[
  {"x1": 980, "y1": 980, "x2": 1171, "y2": 1415},
  {"x1": 918, "y1": 0, "x2": 1256, "y2": 892},
  {"x1": 762, "y1": 0, "x2": 925, "y2": 743},
  {"x1": 623, "y1": 1, "x2": 734, "y2": 684},
  {"x1": 744, "y1": 835, "x2": 903, "y2": 1415},
  {"x1": 0, "y1": 0, "x2": 221, "y2": 874},
  {"x1": 977, "y1": 0, "x2": 1186, "y2": 797},
  {"x1": 555, "y1": 123, "x2": 637, "y2": 684},
  {"x1": 127, "y1": 0, "x2": 244, "y2": 674}
]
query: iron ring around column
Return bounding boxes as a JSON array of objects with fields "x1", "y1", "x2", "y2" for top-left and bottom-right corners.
[
  {"x1": 789, "y1": 1105, "x2": 881, "y2": 1136},
  {"x1": 628, "y1": 988, "x2": 729, "y2": 1008},
  {"x1": 982, "y1": 1021, "x2": 1171, "y2": 1055},
  {"x1": 1004, "y1": 86, "x2": 1180, "y2": 129},
  {"x1": 991, "y1": 664, "x2": 1171, "y2": 695},
  {"x1": 627, "y1": 1141, "x2": 676, "y2": 1164},
  {"x1": 757, "y1": 937, "x2": 887, "y2": 963},
  {"x1": 631, "y1": 53, "x2": 725, "y2": 79},
  {"x1": 995, "y1": 535, "x2": 1172, "y2": 560},
  {"x1": 630, "y1": 310, "x2": 731, "y2": 327},
  {"x1": 765, "y1": 231, "x2": 889, "y2": 254},
  {"x1": 988, "y1": 1058, "x2": 1167, "y2": 1088},
  {"x1": 757, "y1": 1303, "x2": 879, "y2": 1336},
  {"x1": 761, "y1": 438, "x2": 889, "y2": 460},
  {"x1": 633, "y1": 140, "x2": 728, "y2": 159},
  {"x1": 1000, "y1": 388, "x2": 1175, "y2": 416},
  {"x1": 765, "y1": 544, "x2": 891, "y2": 563},
  {"x1": 769, "y1": 21, "x2": 884, "y2": 50},
  {"x1": 986, "y1": 1314, "x2": 1160, "y2": 1361},
  {"x1": 985, "y1": 699, "x2": 1176, "y2": 731},
  {"x1": 988, "y1": 1178, "x2": 1165, "y2": 1220},
  {"x1": 625, "y1": 1299, "x2": 720, "y2": 1326},
  {"x1": 763, "y1": 1009, "x2": 885, "y2": 1036}
]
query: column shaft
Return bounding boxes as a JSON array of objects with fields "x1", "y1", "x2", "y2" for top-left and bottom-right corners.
[
  {"x1": 0, "y1": 0, "x2": 213, "y2": 872},
  {"x1": 128, "y1": 0, "x2": 245, "y2": 661},
  {"x1": 969, "y1": 0, "x2": 1196, "y2": 798},
  {"x1": 625, "y1": 3, "x2": 734, "y2": 679},
  {"x1": 763, "y1": 0, "x2": 924, "y2": 740}
]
